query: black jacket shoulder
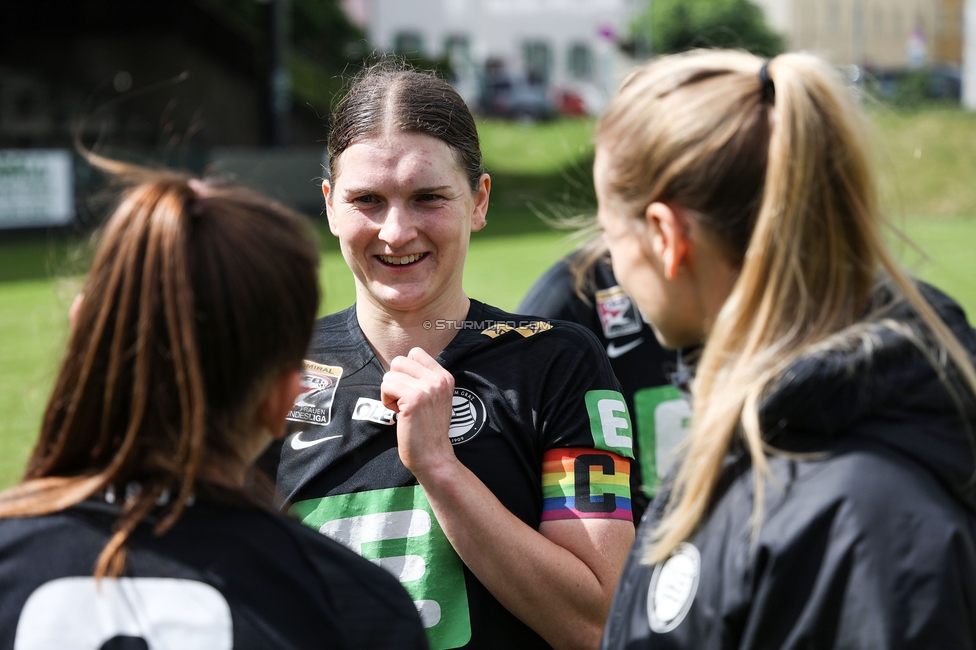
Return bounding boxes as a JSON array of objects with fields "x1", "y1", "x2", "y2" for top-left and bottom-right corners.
[
  {"x1": 0, "y1": 498, "x2": 428, "y2": 650},
  {"x1": 603, "y1": 283, "x2": 976, "y2": 649}
]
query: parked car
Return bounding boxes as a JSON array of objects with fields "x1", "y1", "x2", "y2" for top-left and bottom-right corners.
[
  {"x1": 480, "y1": 74, "x2": 555, "y2": 121},
  {"x1": 865, "y1": 66, "x2": 961, "y2": 104}
]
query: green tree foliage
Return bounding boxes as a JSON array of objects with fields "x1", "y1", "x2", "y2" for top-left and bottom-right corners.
[
  {"x1": 201, "y1": 0, "x2": 366, "y2": 110},
  {"x1": 291, "y1": 0, "x2": 365, "y2": 70},
  {"x1": 288, "y1": 0, "x2": 369, "y2": 107},
  {"x1": 636, "y1": 0, "x2": 785, "y2": 58},
  {"x1": 200, "y1": 0, "x2": 449, "y2": 109},
  {"x1": 202, "y1": 0, "x2": 364, "y2": 70}
]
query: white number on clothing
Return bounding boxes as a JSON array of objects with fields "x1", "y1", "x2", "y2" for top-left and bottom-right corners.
[{"x1": 15, "y1": 577, "x2": 233, "y2": 649}]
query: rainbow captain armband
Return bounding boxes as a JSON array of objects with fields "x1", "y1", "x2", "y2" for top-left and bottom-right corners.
[{"x1": 541, "y1": 448, "x2": 633, "y2": 522}]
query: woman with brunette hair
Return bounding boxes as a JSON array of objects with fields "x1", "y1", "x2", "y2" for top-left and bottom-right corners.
[
  {"x1": 271, "y1": 64, "x2": 636, "y2": 649},
  {"x1": 0, "y1": 162, "x2": 427, "y2": 649},
  {"x1": 597, "y1": 50, "x2": 976, "y2": 648}
]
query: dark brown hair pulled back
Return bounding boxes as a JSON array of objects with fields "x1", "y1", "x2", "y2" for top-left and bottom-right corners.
[
  {"x1": 328, "y1": 62, "x2": 484, "y2": 190},
  {"x1": 0, "y1": 158, "x2": 320, "y2": 577}
]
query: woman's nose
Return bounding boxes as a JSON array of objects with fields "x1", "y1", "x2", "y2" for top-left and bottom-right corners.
[{"x1": 378, "y1": 204, "x2": 417, "y2": 247}]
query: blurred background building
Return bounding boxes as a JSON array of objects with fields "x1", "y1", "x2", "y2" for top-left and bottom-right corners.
[
  {"x1": 354, "y1": 0, "x2": 641, "y2": 117},
  {"x1": 966, "y1": 0, "x2": 976, "y2": 108},
  {"x1": 752, "y1": 0, "x2": 962, "y2": 98},
  {"x1": 752, "y1": 0, "x2": 957, "y2": 68},
  {"x1": 1, "y1": 0, "x2": 974, "y2": 230}
]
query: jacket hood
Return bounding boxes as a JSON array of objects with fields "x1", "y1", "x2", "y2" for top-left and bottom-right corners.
[{"x1": 758, "y1": 283, "x2": 976, "y2": 511}]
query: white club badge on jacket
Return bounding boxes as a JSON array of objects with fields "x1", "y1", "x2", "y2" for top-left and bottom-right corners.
[{"x1": 647, "y1": 543, "x2": 700, "y2": 633}]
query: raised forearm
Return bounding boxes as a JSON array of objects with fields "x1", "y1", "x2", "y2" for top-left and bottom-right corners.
[{"x1": 416, "y1": 458, "x2": 633, "y2": 650}]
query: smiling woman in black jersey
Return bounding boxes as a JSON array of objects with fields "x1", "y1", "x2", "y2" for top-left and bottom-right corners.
[{"x1": 272, "y1": 64, "x2": 636, "y2": 650}]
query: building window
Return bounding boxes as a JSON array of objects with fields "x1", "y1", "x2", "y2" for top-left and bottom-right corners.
[
  {"x1": 567, "y1": 43, "x2": 593, "y2": 80},
  {"x1": 394, "y1": 32, "x2": 424, "y2": 56},
  {"x1": 522, "y1": 40, "x2": 552, "y2": 84}
]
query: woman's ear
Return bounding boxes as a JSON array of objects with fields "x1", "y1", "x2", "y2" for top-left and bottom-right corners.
[
  {"x1": 322, "y1": 180, "x2": 338, "y2": 236},
  {"x1": 257, "y1": 369, "x2": 303, "y2": 439},
  {"x1": 470, "y1": 173, "x2": 490, "y2": 233},
  {"x1": 644, "y1": 202, "x2": 690, "y2": 281}
]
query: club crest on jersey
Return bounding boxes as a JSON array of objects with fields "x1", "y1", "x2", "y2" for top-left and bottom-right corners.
[
  {"x1": 448, "y1": 388, "x2": 486, "y2": 445},
  {"x1": 287, "y1": 361, "x2": 343, "y2": 426},
  {"x1": 596, "y1": 286, "x2": 642, "y2": 338}
]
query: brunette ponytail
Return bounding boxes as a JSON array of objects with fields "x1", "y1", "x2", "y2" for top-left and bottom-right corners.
[{"x1": 0, "y1": 162, "x2": 319, "y2": 577}]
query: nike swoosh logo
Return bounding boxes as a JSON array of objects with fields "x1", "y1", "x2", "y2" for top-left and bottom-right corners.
[
  {"x1": 606, "y1": 338, "x2": 644, "y2": 359},
  {"x1": 290, "y1": 433, "x2": 342, "y2": 450}
]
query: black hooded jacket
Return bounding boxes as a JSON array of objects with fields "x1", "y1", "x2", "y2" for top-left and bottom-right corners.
[{"x1": 602, "y1": 285, "x2": 976, "y2": 649}]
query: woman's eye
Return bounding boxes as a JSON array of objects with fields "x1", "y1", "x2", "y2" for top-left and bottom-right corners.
[{"x1": 417, "y1": 194, "x2": 440, "y2": 202}]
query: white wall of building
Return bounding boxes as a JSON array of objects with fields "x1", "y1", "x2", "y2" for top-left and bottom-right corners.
[
  {"x1": 367, "y1": 0, "x2": 639, "y2": 109},
  {"x1": 751, "y1": 0, "x2": 793, "y2": 35},
  {"x1": 965, "y1": 0, "x2": 976, "y2": 108}
]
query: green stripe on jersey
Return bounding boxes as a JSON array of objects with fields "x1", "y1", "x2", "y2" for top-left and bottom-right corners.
[{"x1": 292, "y1": 486, "x2": 471, "y2": 649}]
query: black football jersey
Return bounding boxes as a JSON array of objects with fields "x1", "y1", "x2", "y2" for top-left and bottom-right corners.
[
  {"x1": 272, "y1": 300, "x2": 634, "y2": 650},
  {"x1": 0, "y1": 492, "x2": 427, "y2": 649},
  {"x1": 518, "y1": 253, "x2": 693, "y2": 518}
]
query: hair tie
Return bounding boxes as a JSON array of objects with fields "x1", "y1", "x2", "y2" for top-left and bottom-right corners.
[
  {"x1": 758, "y1": 61, "x2": 775, "y2": 103},
  {"x1": 187, "y1": 178, "x2": 209, "y2": 216}
]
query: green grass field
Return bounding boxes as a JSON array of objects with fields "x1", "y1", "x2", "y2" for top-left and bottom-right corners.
[{"x1": 1, "y1": 110, "x2": 974, "y2": 488}]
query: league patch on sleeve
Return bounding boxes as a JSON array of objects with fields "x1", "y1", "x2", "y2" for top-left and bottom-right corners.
[
  {"x1": 286, "y1": 361, "x2": 343, "y2": 426},
  {"x1": 541, "y1": 448, "x2": 632, "y2": 522},
  {"x1": 595, "y1": 286, "x2": 642, "y2": 338}
]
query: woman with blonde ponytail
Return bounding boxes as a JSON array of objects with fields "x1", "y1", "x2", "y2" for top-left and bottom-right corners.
[
  {"x1": 598, "y1": 49, "x2": 976, "y2": 648},
  {"x1": 0, "y1": 164, "x2": 427, "y2": 648}
]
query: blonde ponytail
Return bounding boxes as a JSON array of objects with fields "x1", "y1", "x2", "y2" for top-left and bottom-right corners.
[{"x1": 596, "y1": 50, "x2": 976, "y2": 565}]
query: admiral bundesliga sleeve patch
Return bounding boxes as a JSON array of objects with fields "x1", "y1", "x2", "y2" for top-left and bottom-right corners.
[{"x1": 541, "y1": 449, "x2": 633, "y2": 521}]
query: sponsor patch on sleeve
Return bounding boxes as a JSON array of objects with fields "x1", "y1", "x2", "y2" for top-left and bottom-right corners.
[{"x1": 541, "y1": 448, "x2": 632, "y2": 522}]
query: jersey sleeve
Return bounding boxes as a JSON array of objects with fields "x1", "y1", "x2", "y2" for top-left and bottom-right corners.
[
  {"x1": 537, "y1": 325, "x2": 634, "y2": 522},
  {"x1": 517, "y1": 257, "x2": 595, "y2": 326}
]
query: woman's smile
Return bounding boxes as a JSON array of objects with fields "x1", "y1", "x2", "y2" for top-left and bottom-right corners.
[{"x1": 376, "y1": 253, "x2": 428, "y2": 266}]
